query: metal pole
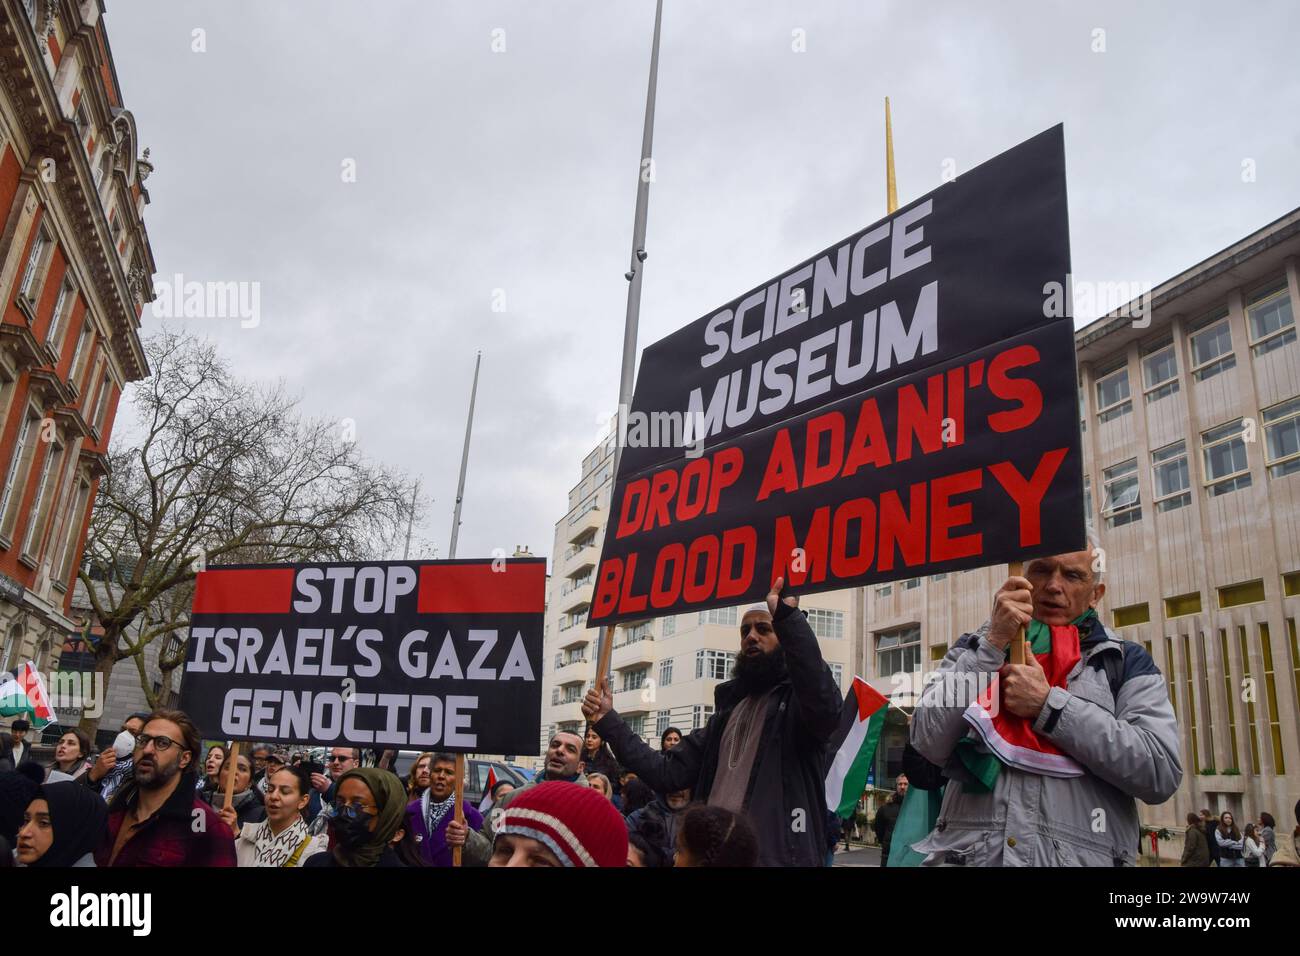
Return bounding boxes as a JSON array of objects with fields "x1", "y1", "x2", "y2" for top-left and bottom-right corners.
[
  {"x1": 448, "y1": 351, "x2": 481, "y2": 561},
  {"x1": 402, "y1": 479, "x2": 420, "y2": 560},
  {"x1": 597, "y1": 0, "x2": 664, "y2": 697}
]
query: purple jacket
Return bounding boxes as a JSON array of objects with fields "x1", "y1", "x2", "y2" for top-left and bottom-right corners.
[{"x1": 404, "y1": 794, "x2": 484, "y2": 867}]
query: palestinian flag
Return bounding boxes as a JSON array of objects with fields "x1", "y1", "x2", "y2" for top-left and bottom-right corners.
[
  {"x1": 477, "y1": 766, "x2": 498, "y2": 813},
  {"x1": 0, "y1": 661, "x2": 60, "y2": 729},
  {"x1": 824, "y1": 677, "x2": 889, "y2": 818},
  {"x1": 960, "y1": 620, "x2": 1086, "y2": 779}
]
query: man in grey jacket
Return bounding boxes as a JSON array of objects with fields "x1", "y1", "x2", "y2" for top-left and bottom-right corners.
[{"x1": 910, "y1": 542, "x2": 1182, "y2": 866}]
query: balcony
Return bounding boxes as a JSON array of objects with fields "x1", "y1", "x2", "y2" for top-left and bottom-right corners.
[
  {"x1": 558, "y1": 630, "x2": 592, "y2": 652},
  {"x1": 612, "y1": 638, "x2": 655, "y2": 670},
  {"x1": 560, "y1": 584, "x2": 593, "y2": 615},
  {"x1": 556, "y1": 655, "x2": 590, "y2": 677},
  {"x1": 566, "y1": 505, "x2": 603, "y2": 544}
]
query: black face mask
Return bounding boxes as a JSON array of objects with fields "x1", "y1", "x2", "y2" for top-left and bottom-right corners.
[{"x1": 332, "y1": 804, "x2": 375, "y2": 848}]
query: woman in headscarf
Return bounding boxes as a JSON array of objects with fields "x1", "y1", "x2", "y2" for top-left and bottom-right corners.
[
  {"x1": 303, "y1": 768, "x2": 407, "y2": 867},
  {"x1": 15, "y1": 781, "x2": 109, "y2": 867}
]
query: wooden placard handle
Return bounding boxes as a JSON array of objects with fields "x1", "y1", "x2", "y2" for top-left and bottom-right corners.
[
  {"x1": 594, "y1": 623, "x2": 616, "y2": 699},
  {"x1": 451, "y1": 753, "x2": 466, "y2": 867},
  {"x1": 1008, "y1": 561, "x2": 1027, "y2": 664},
  {"x1": 222, "y1": 741, "x2": 240, "y2": 811}
]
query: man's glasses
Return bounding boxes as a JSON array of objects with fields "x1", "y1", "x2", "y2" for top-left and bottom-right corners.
[
  {"x1": 134, "y1": 734, "x2": 182, "y2": 752},
  {"x1": 327, "y1": 755, "x2": 352, "y2": 763}
]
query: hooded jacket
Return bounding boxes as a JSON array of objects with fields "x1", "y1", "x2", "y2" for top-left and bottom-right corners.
[
  {"x1": 595, "y1": 601, "x2": 842, "y2": 867},
  {"x1": 910, "y1": 617, "x2": 1182, "y2": 866}
]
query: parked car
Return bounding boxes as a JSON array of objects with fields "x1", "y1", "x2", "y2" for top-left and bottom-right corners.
[{"x1": 389, "y1": 752, "x2": 531, "y2": 806}]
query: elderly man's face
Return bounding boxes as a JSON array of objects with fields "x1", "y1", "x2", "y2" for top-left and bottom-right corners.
[
  {"x1": 1024, "y1": 549, "x2": 1104, "y2": 626},
  {"x1": 739, "y1": 609, "x2": 779, "y2": 658}
]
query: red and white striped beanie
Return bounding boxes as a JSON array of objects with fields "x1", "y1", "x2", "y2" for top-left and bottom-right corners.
[{"x1": 498, "y1": 780, "x2": 628, "y2": 867}]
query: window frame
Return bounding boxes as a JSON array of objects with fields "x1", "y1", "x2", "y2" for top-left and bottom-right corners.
[
  {"x1": 1141, "y1": 338, "x2": 1180, "y2": 403},
  {"x1": 1150, "y1": 440, "x2": 1191, "y2": 512},
  {"x1": 1188, "y1": 314, "x2": 1236, "y2": 381},
  {"x1": 1094, "y1": 364, "x2": 1133, "y2": 423},
  {"x1": 1263, "y1": 397, "x2": 1300, "y2": 478},
  {"x1": 875, "y1": 624, "x2": 921, "y2": 677},
  {"x1": 1201, "y1": 418, "x2": 1253, "y2": 497},
  {"x1": 1246, "y1": 281, "x2": 1296, "y2": 356},
  {"x1": 1101, "y1": 458, "x2": 1141, "y2": 527}
]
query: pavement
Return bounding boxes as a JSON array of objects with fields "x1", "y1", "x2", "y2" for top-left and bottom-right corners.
[{"x1": 832, "y1": 843, "x2": 883, "y2": 866}]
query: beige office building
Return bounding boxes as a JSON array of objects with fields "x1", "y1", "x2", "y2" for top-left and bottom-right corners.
[
  {"x1": 540, "y1": 429, "x2": 855, "y2": 764},
  {"x1": 853, "y1": 207, "x2": 1300, "y2": 830}
]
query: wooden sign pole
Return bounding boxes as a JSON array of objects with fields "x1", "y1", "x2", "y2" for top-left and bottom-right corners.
[
  {"x1": 222, "y1": 741, "x2": 240, "y2": 812},
  {"x1": 1008, "y1": 561, "x2": 1027, "y2": 664},
  {"x1": 594, "y1": 623, "x2": 616, "y2": 699},
  {"x1": 451, "y1": 753, "x2": 466, "y2": 866}
]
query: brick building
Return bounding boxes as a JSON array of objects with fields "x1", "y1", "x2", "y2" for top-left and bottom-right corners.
[{"x1": 0, "y1": 1, "x2": 153, "y2": 703}]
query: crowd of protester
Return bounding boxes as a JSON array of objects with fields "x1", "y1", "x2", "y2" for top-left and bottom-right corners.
[{"x1": 2, "y1": 558, "x2": 1297, "y2": 869}]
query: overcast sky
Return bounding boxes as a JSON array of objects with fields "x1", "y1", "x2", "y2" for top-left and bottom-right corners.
[{"x1": 103, "y1": 0, "x2": 1300, "y2": 568}]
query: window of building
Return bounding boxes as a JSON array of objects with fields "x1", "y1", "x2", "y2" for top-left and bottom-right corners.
[
  {"x1": 875, "y1": 625, "x2": 921, "y2": 677},
  {"x1": 691, "y1": 704, "x2": 714, "y2": 730},
  {"x1": 828, "y1": 662, "x2": 844, "y2": 690},
  {"x1": 0, "y1": 408, "x2": 39, "y2": 540},
  {"x1": 1142, "y1": 338, "x2": 1180, "y2": 403},
  {"x1": 661, "y1": 615, "x2": 676, "y2": 637},
  {"x1": 658, "y1": 657, "x2": 672, "y2": 687},
  {"x1": 68, "y1": 324, "x2": 91, "y2": 390},
  {"x1": 1284, "y1": 572, "x2": 1300, "y2": 597},
  {"x1": 929, "y1": 643, "x2": 948, "y2": 661},
  {"x1": 1083, "y1": 474, "x2": 1092, "y2": 523},
  {"x1": 1263, "y1": 397, "x2": 1300, "y2": 478},
  {"x1": 620, "y1": 621, "x2": 653, "y2": 645},
  {"x1": 698, "y1": 607, "x2": 736, "y2": 627},
  {"x1": 90, "y1": 373, "x2": 111, "y2": 433},
  {"x1": 1237, "y1": 626, "x2": 1260, "y2": 772},
  {"x1": 1189, "y1": 315, "x2": 1236, "y2": 381},
  {"x1": 625, "y1": 714, "x2": 645, "y2": 736},
  {"x1": 21, "y1": 441, "x2": 63, "y2": 560},
  {"x1": 621, "y1": 667, "x2": 649, "y2": 693},
  {"x1": 1246, "y1": 281, "x2": 1296, "y2": 356},
  {"x1": 1218, "y1": 629, "x2": 1241, "y2": 771},
  {"x1": 875, "y1": 584, "x2": 892, "y2": 598},
  {"x1": 1201, "y1": 419, "x2": 1252, "y2": 497},
  {"x1": 806, "y1": 608, "x2": 844, "y2": 640},
  {"x1": 656, "y1": 711, "x2": 671, "y2": 738},
  {"x1": 695, "y1": 649, "x2": 732, "y2": 681},
  {"x1": 1218, "y1": 579, "x2": 1265, "y2": 608},
  {"x1": 551, "y1": 687, "x2": 560, "y2": 706},
  {"x1": 930, "y1": 573, "x2": 947, "y2": 582},
  {"x1": 47, "y1": 279, "x2": 74, "y2": 348},
  {"x1": 1112, "y1": 602, "x2": 1151, "y2": 628},
  {"x1": 1101, "y1": 458, "x2": 1140, "y2": 527},
  {"x1": 1151, "y1": 441, "x2": 1190, "y2": 512},
  {"x1": 904, "y1": 577, "x2": 921, "y2": 590},
  {"x1": 1094, "y1": 364, "x2": 1132, "y2": 423},
  {"x1": 54, "y1": 478, "x2": 91, "y2": 586},
  {"x1": 1259, "y1": 622, "x2": 1286, "y2": 774},
  {"x1": 18, "y1": 226, "x2": 51, "y2": 302},
  {"x1": 1164, "y1": 592, "x2": 1202, "y2": 617}
]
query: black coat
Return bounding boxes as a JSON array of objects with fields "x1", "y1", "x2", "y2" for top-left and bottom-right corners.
[
  {"x1": 873, "y1": 796, "x2": 901, "y2": 854},
  {"x1": 595, "y1": 601, "x2": 842, "y2": 867}
]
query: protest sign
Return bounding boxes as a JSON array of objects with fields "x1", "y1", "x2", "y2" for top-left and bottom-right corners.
[
  {"x1": 589, "y1": 125, "x2": 1082, "y2": 626},
  {"x1": 179, "y1": 558, "x2": 546, "y2": 754}
]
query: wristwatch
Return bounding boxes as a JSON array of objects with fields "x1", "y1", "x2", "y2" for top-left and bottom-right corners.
[{"x1": 1038, "y1": 686, "x2": 1071, "y2": 734}]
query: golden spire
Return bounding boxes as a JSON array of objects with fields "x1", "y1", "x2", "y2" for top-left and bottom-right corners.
[{"x1": 885, "y1": 96, "x2": 898, "y2": 214}]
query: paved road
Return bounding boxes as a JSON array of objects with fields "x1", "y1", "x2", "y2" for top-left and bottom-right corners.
[{"x1": 832, "y1": 844, "x2": 882, "y2": 866}]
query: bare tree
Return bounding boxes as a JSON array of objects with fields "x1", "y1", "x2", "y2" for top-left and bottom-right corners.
[{"x1": 77, "y1": 331, "x2": 419, "y2": 734}]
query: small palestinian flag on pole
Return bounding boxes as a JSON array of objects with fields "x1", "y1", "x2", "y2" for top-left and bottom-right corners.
[
  {"x1": 477, "y1": 765, "x2": 498, "y2": 813},
  {"x1": 0, "y1": 661, "x2": 60, "y2": 729},
  {"x1": 824, "y1": 677, "x2": 889, "y2": 818}
]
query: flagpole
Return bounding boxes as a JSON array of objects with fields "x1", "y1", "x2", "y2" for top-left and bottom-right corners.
[
  {"x1": 448, "y1": 351, "x2": 480, "y2": 866},
  {"x1": 401, "y1": 479, "x2": 420, "y2": 561},
  {"x1": 596, "y1": 0, "x2": 664, "y2": 702},
  {"x1": 448, "y1": 351, "x2": 481, "y2": 563}
]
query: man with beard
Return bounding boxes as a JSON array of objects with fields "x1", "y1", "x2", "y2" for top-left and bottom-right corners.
[
  {"x1": 479, "y1": 731, "x2": 590, "y2": 847},
  {"x1": 94, "y1": 709, "x2": 236, "y2": 867},
  {"x1": 582, "y1": 577, "x2": 841, "y2": 866}
]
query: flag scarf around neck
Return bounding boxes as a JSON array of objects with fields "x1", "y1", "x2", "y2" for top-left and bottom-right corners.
[
  {"x1": 0, "y1": 662, "x2": 59, "y2": 729},
  {"x1": 960, "y1": 610, "x2": 1097, "y2": 780},
  {"x1": 824, "y1": 677, "x2": 889, "y2": 818}
]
